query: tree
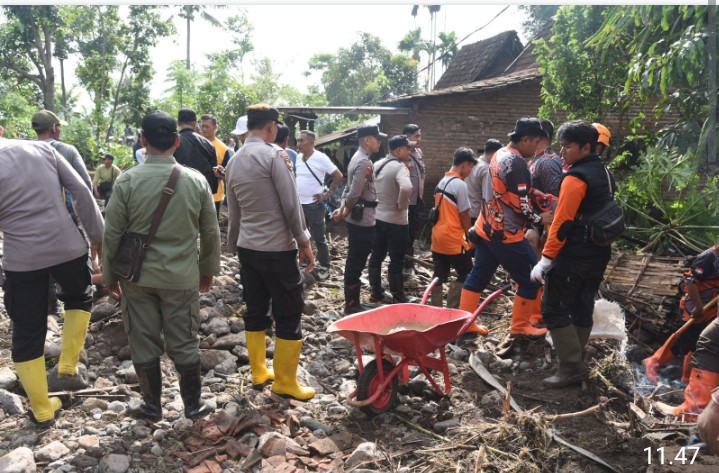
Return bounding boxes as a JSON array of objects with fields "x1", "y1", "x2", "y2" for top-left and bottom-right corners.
[
  {"x1": 0, "y1": 5, "x2": 63, "y2": 111},
  {"x1": 177, "y1": 5, "x2": 224, "y2": 69},
  {"x1": 310, "y1": 33, "x2": 418, "y2": 106},
  {"x1": 518, "y1": 5, "x2": 559, "y2": 38},
  {"x1": 159, "y1": 60, "x2": 200, "y2": 115},
  {"x1": 437, "y1": 31, "x2": 458, "y2": 69}
]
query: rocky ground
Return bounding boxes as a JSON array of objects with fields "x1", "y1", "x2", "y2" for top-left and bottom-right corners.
[{"x1": 1, "y1": 219, "x2": 719, "y2": 473}]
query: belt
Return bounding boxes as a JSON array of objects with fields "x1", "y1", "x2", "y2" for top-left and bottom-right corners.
[{"x1": 362, "y1": 201, "x2": 378, "y2": 208}]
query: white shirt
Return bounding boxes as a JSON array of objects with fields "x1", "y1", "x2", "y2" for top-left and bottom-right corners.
[{"x1": 295, "y1": 150, "x2": 338, "y2": 204}]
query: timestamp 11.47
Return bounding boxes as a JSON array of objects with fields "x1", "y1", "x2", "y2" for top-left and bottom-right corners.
[{"x1": 645, "y1": 446, "x2": 700, "y2": 465}]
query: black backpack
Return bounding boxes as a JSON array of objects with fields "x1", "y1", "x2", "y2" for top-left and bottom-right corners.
[{"x1": 578, "y1": 166, "x2": 625, "y2": 246}]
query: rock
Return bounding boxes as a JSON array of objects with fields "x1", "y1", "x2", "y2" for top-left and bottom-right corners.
[
  {"x1": 0, "y1": 389, "x2": 25, "y2": 415},
  {"x1": 519, "y1": 361, "x2": 532, "y2": 371},
  {"x1": 474, "y1": 349, "x2": 496, "y2": 365},
  {"x1": 99, "y1": 322, "x2": 130, "y2": 356},
  {"x1": 490, "y1": 358, "x2": 513, "y2": 373},
  {"x1": 200, "y1": 350, "x2": 238, "y2": 372},
  {"x1": 231, "y1": 345, "x2": 249, "y2": 364},
  {"x1": 150, "y1": 444, "x2": 163, "y2": 456},
  {"x1": 480, "y1": 390, "x2": 503, "y2": 407},
  {"x1": 0, "y1": 446, "x2": 36, "y2": 473},
  {"x1": 47, "y1": 364, "x2": 90, "y2": 392},
  {"x1": 205, "y1": 317, "x2": 230, "y2": 336},
  {"x1": 228, "y1": 317, "x2": 245, "y2": 333},
  {"x1": 77, "y1": 435, "x2": 99, "y2": 449},
  {"x1": 8, "y1": 432, "x2": 38, "y2": 448},
  {"x1": 257, "y1": 432, "x2": 300, "y2": 458},
  {"x1": 199, "y1": 307, "x2": 213, "y2": 323},
  {"x1": 91, "y1": 302, "x2": 119, "y2": 323},
  {"x1": 80, "y1": 398, "x2": 109, "y2": 413},
  {"x1": 345, "y1": 442, "x2": 378, "y2": 470},
  {"x1": 71, "y1": 455, "x2": 99, "y2": 469},
  {"x1": 116, "y1": 345, "x2": 132, "y2": 361},
  {"x1": 214, "y1": 358, "x2": 237, "y2": 375},
  {"x1": 34, "y1": 441, "x2": 70, "y2": 462},
  {"x1": 199, "y1": 293, "x2": 217, "y2": 307},
  {"x1": 97, "y1": 454, "x2": 130, "y2": 473},
  {"x1": 303, "y1": 301, "x2": 317, "y2": 315},
  {"x1": 0, "y1": 367, "x2": 18, "y2": 390},
  {"x1": 117, "y1": 365, "x2": 138, "y2": 384},
  {"x1": 308, "y1": 437, "x2": 340, "y2": 456},
  {"x1": 212, "y1": 333, "x2": 245, "y2": 350},
  {"x1": 433, "y1": 418, "x2": 460, "y2": 433},
  {"x1": 299, "y1": 417, "x2": 334, "y2": 435},
  {"x1": 107, "y1": 401, "x2": 126, "y2": 413},
  {"x1": 44, "y1": 341, "x2": 63, "y2": 359},
  {"x1": 152, "y1": 429, "x2": 167, "y2": 442},
  {"x1": 173, "y1": 418, "x2": 194, "y2": 432}
]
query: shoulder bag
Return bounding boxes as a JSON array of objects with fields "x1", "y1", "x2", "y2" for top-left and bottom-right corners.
[
  {"x1": 111, "y1": 165, "x2": 181, "y2": 282},
  {"x1": 428, "y1": 177, "x2": 456, "y2": 225}
]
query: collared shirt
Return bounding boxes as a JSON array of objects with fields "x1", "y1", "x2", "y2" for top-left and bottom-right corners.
[
  {"x1": 42, "y1": 137, "x2": 93, "y2": 191},
  {"x1": 373, "y1": 155, "x2": 412, "y2": 225},
  {"x1": 465, "y1": 156, "x2": 493, "y2": 219},
  {"x1": 295, "y1": 150, "x2": 338, "y2": 205},
  {"x1": 342, "y1": 147, "x2": 376, "y2": 227},
  {"x1": 93, "y1": 164, "x2": 121, "y2": 185},
  {"x1": 174, "y1": 128, "x2": 219, "y2": 193},
  {"x1": 530, "y1": 147, "x2": 563, "y2": 197},
  {"x1": 407, "y1": 148, "x2": 426, "y2": 205},
  {"x1": 102, "y1": 155, "x2": 220, "y2": 289},
  {"x1": 225, "y1": 135, "x2": 310, "y2": 252},
  {"x1": 0, "y1": 139, "x2": 104, "y2": 271}
]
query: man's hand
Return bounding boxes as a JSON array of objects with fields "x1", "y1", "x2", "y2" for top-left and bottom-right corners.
[
  {"x1": 698, "y1": 390, "x2": 719, "y2": 455},
  {"x1": 691, "y1": 306, "x2": 706, "y2": 320},
  {"x1": 93, "y1": 189, "x2": 100, "y2": 198},
  {"x1": 331, "y1": 208, "x2": 344, "y2": 222},
  {"x1": 199, "y1": 275, "x2": 213, "y2": 293},
  {"x1": 212, "y1": 165, "x2": 225, "y2": 178},
  {"x1": 299, "y1": 241, "x2": 315, "y2": 272},
  {"x1": 540, "y1": 210, "x2": 554, "y2": 226},
  {"x1": 108, "y1": 282, "x2": 122, "y2": 300},
  {"x1": 313, "y1": 191, "x2": 329, "y2": 203},
  {"x1": 91, "y1": 242, "x2": 102, "y2": 261},
  {"x1": 530, "y1": 256, "x2": 553, "y2": 284}
]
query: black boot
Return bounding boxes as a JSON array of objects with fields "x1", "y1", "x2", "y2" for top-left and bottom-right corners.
[
  {"x1": 130, "y1": 359, "x2": 162, "y2": 422},
  {"x1": 344, "y1": 284, "x2": 374, "y2": 315},
  {"x1": 176, "y1": 362, "x2": 213, "y2": 419},
  {"x1": 368, "y1": 268, "x2": 390, "y2": 303},
  {"x1": 543, "y1": 326, "x2": 587, "y2": 388},
  {"x1": 389, "y1": 273, "x2": 417, "y2": 304}
]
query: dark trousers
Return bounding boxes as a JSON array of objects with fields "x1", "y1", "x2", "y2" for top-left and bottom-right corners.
[
  {"x1": 673, "y1": 319, "x2": 714, "y2": 357},
  {"x1": 215, "y1": 201, "x2": 221, "y2": 220},
  {"x1": 344, "y1": 223, "x2": 374, "y2": 286},
  {"x1": 404, "y1": 204, "x2": 420, "y2": 268},
  {"x1": 541, "y1": 254, "x2": 611, "y2": 330},
  {"x1": 302, "y1": 202, "x2": 331, "y2": 268},
  {"x1": 693, "y1": 317, "x2": 719, "y2": 373},
  {"x1": 4, "y1": 254, "x2": 92, "y2": 362},
  {"x1": 368, "y1": 220, "x2": 409, "y2": 276},
  {"x1": 432, "y1": 251, "x2": 473, "y2": 283},
  {"x1": 238, "y1": 247, "x2": 303, "y2": 340},
  {"x1": 464, "y1": 237, "x2": 541, "y2": 299}
]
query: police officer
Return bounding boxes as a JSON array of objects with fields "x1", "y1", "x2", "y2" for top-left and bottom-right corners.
[
  {"x1": 367, "y1": 135, "x2": 413, "y2": 303},
  {"x1": 225, "y1": 104, "x2": 315, "y2": 401},
  {"x1": 332, "y1": 124, "x2": 386, "y2": 314},
  {"x1": 402, "y1": 124, "x2": 426, "y2": 277}
]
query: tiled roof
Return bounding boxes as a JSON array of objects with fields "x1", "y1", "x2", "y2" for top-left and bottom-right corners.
[{"x1": 433, "y1": 30, "x2": 524, "y2": 90}]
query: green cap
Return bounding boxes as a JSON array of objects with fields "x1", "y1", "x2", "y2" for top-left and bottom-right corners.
[{"x1": 31, "y1": 110, "x2": 67, "y2": 130}]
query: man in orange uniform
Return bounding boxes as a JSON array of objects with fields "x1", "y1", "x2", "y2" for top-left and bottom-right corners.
[
  {"x1": 530, "y1": 120, "x2": 615, "y2": 387},
  {"x1": 460, "y1": 118, "x2": 551, "y2": 338}
]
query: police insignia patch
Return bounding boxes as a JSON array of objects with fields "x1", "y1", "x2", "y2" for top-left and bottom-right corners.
[{"x1": 279, "y1": 150, "x2": 293, "y2": 172}]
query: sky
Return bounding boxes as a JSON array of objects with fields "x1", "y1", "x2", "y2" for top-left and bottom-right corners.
[{"x1": 146, "y1": 4, "x2": 528, "y2": 101}]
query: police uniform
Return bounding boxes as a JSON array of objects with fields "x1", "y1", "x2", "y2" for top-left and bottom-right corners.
[
  {"x1": 404, "y1": 147, "x2": 426, "y2": 272},
  {"x1": 224, "y1": 106, "x2": 315, "y2": 401}
]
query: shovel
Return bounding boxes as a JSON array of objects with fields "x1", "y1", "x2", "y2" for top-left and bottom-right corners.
[{"x1": 648, "y1": 294, "x2": 719, "y2": 370}]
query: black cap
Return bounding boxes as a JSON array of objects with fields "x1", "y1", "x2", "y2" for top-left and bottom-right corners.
[
  {"x1": 247, "y1": 105, "x2": 284, "y2": 125},
  {"x1": 508, "y1": 117, "x2": 544, "y2": 139},
  {"x1": 357, "y1": 124, "x2": 387, "y2": 139},
  {"x1": 141, "y1": 111, "x2": 178, "y2": 139},
  {"x1": 177, "y1": 108, "x2": 197, "y2": 123},
  {"x1": 388, "y1": 134, "x2": 417, "y2": 150},
  {"x1": 102, "y1": 153, "x2": 115, "y2": 161}
]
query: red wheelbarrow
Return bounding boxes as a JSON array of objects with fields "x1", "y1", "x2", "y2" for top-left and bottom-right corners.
[{"x1": 327, "y1": 278, "x2": 509, "y2": 416}]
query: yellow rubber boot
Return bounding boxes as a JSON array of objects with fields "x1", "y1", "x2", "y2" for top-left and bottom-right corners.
[
  {"x1": 58, "y1": 309, "x2": 91, "y2": 376},
  {"x1": 271, "y1": 338, "x2": 315, "y2": 401},
  {"x1": 15, "y1": 356, "x2": 62, "y2": 425},
  {"x1": 459, "y1": 288, "x2": 488, "y2": 335},
  {"x1": 510, "y1": 295, "x2": 548, "y2": 338},
  {"x1": 245, "y1": 330, "x2": 274, "y2": 388}
]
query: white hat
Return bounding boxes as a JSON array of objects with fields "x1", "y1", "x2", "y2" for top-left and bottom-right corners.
[{"x1": 231, "y1": 115, "x2": 248, "y2": 135}]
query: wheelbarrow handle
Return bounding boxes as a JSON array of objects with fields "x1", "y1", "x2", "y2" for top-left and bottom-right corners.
[
  {"x1": 458, "y1": 283, "x2": 513, "y2": 336},
  {"x1": 421, "y1": 277, "x2": 441, "y2": 305}
]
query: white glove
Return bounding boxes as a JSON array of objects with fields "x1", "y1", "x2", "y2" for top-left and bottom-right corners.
[{"x1": 530, "y1": 256, "x2": 553, "y2": 284}]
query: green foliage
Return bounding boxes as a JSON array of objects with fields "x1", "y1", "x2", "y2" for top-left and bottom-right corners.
[
  {"x1": 101, "y1": 143, "x2": 135, "y2": 170},
  {"x1": 615, "y1": 145, "x2": 719, "y2": 255},
  {"x1": 309, "y1": 33, "x2": 418, "y2": 106},
  {"x1": 518, "y1": 5, "x2": 559, "y2": 38},
  {"x1": 158, "y1": 60, "x2": 200, "y2": 115},
  {"x1": 0, "y1": 78, "x2": 39, "y2": 138},
  {"x1": 62, "y1": 118, "x2": 98, "y2": 164}
]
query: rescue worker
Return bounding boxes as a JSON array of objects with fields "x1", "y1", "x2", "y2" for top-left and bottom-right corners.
[
  {"x1": 644, "y1": 244, "x2": 719, "y2": 383},
  {"x1": 332, "y1": 124, "x2": 386, "y2": 314},
  {"x1": 225, "y1": 104, "x2": 316, "y2": 401},
  {"x1": 466, "y1": 139, "x2": 502, "y2": 226},
  {"x1": 429, "y1": 147, "x2": 487, "y2": 334},
  {"x1": 1, "y1": 138, "x2": 104, "y2": 426},
  {"x1": 593, "y1": 122, "x2": 611, "y2": 161},
  {"x1": 530, "y1": 120, "x2": 616, "y2": 387},
  {"x1": 655, "y1": 317, "x2": 719, "y2": 422},
  {"x1": 460, "y1": 118, "x2": 551, "y2": 339},
  {"x1": 401, "y1": 124, "x2": 426, "y2": 278},
  {"x1": 367, "y1": 135, "x2": 413, "y2": 303},
  {"x1": 698, "y1": 383, "x2": 719, "y2": 453}
]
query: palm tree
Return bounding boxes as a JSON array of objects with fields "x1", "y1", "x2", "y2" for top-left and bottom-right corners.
[
  {"x1": 437, "y1": 31, "x2": 458, "y2": 70},
  {"x1": 178, "y1": 5, "x2": 224, "y2": 69},
  {"x1": 410, "y1": 5, "x2": 442, "y2": 89}
]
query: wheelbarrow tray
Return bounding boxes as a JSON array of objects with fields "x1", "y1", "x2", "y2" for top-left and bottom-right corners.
[{"x1": 328, "y1": 303, "x2": 471, "y2": 359}]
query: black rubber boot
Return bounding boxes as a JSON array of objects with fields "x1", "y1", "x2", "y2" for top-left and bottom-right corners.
[
  {"x1": 389, "y1": 274, "x2": 417, "y2": 304},
  {"x1": 543, "y1": 326, "x2": 587, "y2": 388},
  {"x1": 344, "y1": 284, "x2": 374, "y2": 315},
  {"x1": 176, "y1": 362, "x2": 213, "y2": 419},
  {"x1": 368, "y1": 268, "x2": 389, "y2": 302},
  {"x1": 130, "y1": 359, "x2": 162, "y2": 422}
]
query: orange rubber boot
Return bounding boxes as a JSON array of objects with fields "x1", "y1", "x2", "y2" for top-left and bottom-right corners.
[
  {"x1": 655, "y1": 368, "x2": 719, "y2": 421},
  {"x1": 529, "y1": 286, "x2": 544, "y2": 326},
  {"x1": 459, "y1": 289, "x2": 488, "y2": 335},
  {"x1": 643, "y1": 346, "x2": 676, "y2": 383},
  {"x1": 510, "y1": 295, "x2": 548, "y2": 338},
  {"x1": 682, "y1": 352, "x2": 694, "y2": 383}
]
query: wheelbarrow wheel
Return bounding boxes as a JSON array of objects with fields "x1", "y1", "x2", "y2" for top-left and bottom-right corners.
[{"x1": 356, "y1": 359, "x2": 398, "y2": 417}]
